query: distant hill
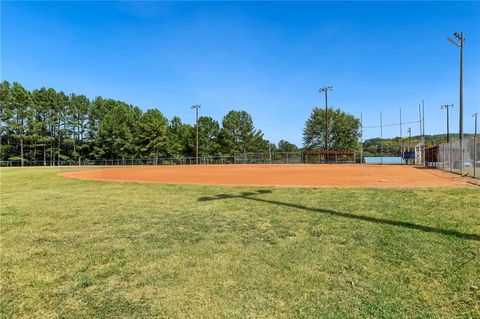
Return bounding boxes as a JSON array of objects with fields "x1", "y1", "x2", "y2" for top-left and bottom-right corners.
[
  {"x1": 364, "y1": 133, "x2": 474, "y2": 146},
  {"x1": 362, "y1": 133, "x2": 475, "y2": 156}
]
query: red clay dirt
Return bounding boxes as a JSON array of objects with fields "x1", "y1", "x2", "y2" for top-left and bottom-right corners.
[{"x1": 59, "y1": 164, "x2": 472, "y2": 188}]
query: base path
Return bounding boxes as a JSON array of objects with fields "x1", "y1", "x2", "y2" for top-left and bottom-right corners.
[{"x1": 59, "y1": 164, "x2": 471, "y2": 188}]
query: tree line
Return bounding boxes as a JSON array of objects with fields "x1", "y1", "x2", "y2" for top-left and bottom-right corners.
[
  {"x1": 0, "y1": 81, "x2": 300, "y2": 163},
  {"x1": 0, "y1": 81, "x2": 364, "y2": 164}
]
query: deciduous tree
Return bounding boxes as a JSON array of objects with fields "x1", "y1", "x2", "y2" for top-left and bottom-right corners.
[{"x1": 303, "y1": 107, "x2": 360, "y2": 151}]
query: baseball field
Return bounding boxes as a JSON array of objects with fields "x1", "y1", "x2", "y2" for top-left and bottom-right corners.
[{"x1": 1, "y1": 166, "x2": 479, "y2": 318}]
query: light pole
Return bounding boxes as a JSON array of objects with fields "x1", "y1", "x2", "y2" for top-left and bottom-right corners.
[
  {"x1": 319, "y1": 85, "x2": 333, "y2": 163},
  {"x1": 441, "y1": 104, "x2": 454, "y2": 143},
  {"x1": 191, "y1": 104, "x2": 201, "y2": 164},
  {"x1": 406, "y1": 127, "x2": 412, "y2": 165},
  {"x1": 448, "y1": 32, "x2": 465, "y2": 173},
  {"x1": 474, "y1": 112, "x2": 478, "y2": 178}
]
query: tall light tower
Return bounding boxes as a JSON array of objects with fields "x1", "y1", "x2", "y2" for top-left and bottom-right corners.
[
  {"x1": 441, "y1": 104, "x2": 454, "y2": 143},
  {"x1": 448, "y1": 32, "x2": 465, "y2": 173},
  {"x1": 473, "y1": 112, "x2": 478, "y2": 178},
  {"x1": 191, "y1": 104, "x2": 201, "y2": 164},
  {"x1": 473, "y1": 112, "x2": 478, "y2": 137},
  {"x1": 319, "y1": 86, "x2": 333, "y2": 162}
]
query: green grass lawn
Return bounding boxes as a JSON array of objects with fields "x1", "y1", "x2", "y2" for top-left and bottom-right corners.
[{"x1": 1, "y1": 168, "x2": 479, "y2": 318}]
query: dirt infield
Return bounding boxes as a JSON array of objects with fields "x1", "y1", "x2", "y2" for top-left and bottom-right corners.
[{"x1": 59, "y1": 164, "x2": 472, "y2": 188}]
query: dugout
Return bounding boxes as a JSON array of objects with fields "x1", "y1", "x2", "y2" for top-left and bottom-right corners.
[
  {"x1": 425, "y1": 145, "x2": 439, "y2": 167},
  {"x1": 303, "y1": 150, "x2": 356, "y2": 164}
]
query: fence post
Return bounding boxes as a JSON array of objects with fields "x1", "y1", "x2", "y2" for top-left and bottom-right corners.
[
  {"x1": 442, "y1": 144, "x2": 445, "y2": 171},
  {"x1": 473, "y1": 136, "x2": 477, "y2": 178},
  {"x1": 450, "y1": 142, "x2": 453, "y2": 172}
]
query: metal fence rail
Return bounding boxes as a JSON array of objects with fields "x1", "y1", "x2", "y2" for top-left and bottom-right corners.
[
  {"x1": 0, "y1": 156, "x2": 236, "y2": 167},
  {"x1": 434, "y1": 136, "x2": 479, "y2": 179},
  {"x1": 0, "y1": 151, "x2": 360, "y2": 167}
]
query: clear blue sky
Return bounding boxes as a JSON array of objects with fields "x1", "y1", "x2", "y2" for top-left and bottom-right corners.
[{"x1": 2, "y1": 1, "x2": 479, "y2": 145}]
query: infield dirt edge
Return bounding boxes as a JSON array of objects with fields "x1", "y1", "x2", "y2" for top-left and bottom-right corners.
[{"x1": 58, "y1": 164, "x2": 472, "y2": 188}]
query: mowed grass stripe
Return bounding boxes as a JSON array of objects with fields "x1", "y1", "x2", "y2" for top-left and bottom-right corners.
[{"x1": 1, "y1": 168, "x2": 479, "y2": 318}]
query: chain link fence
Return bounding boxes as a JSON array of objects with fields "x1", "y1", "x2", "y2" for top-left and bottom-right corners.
[
  {"x1": 0, "y1": 156, "x2": 235, "y2": 167},
  {"x1": 0, "y1": 152, "x2": 305, "y2": 167},
  {"x1": 435, "y1": 136, "x2": 479, "y2": 179},
  {"x1": 0, "y1": 151, "x2": 362, "y2": 167}
]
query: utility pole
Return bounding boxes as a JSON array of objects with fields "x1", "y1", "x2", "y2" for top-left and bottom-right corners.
[
  {"x1": 448, "y1": 32, "x2": 465, "y2": 174},
  {"x1": 474, "y1": 112, "x2": 478, "y2": 178},
  {"x1": 360, "y1": 113, "x2": 363, "y2": 164},
  {"x1": 319, "y1": 85, "x2": 333, "y2": 163},
  {"x1": 380, "y1": 112, "x2": 383, "y2": 165},
  {"x1": 419, "y1": 101, "x2": 426, "y2": 166},
  {"x1": 474, "y1": 112, "x2": 478, "y2": 137},
  {"x1": 191, "y1": 104, "x2": 201, "y2": 164},
  {"x1": 418, "y1": 103, "x2": 423, "y2": 136},
  {"x1": 400, "y1": 108, "x2": 403, "y2": 164},
  {"x1": 407, "y1": 127, "x2": 412, "y2": 165},
  {"x1": 441, "y1": 104, "x2": 454, "y2": 143},
  {"x1": 422, "y1": 99, "x2": 425, "y2": 140}
]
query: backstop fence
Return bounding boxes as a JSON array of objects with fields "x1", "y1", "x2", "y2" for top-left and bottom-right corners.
[{"x1": 427, "y1": 136, "x2": 479, "y2": 179}]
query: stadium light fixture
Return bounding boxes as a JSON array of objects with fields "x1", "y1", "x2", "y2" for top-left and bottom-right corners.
[{"x1": 191, "y1": 104, "x2": 201, "y2": 164}]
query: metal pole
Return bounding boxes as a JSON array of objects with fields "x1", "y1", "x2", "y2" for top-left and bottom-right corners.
[
  {"x1": 443, "y1": 141, "x2": 445, "y2": 171},
  {"x1": 325, "y1": 90, "x2": 328, "y2": 154},
  {"x1": 319, "y1": 86, "x2": 333, "y2": 163},
  {"x1": 418, "y1": 103, "x2": 423, "y2": 165},
  {"x1": 460, "y1": 33, "x2": 464, "y2": 175},
  {"x1": 418, "y1": 103, "x2": 422, "y2": 136},
  {"x1": 450, "y1": 141, "x2": 453, "y2": 172},
  {"x1": 380, "y1": 112, "x2": 383, "y2": 165},
  {"x1": 447, "y1": 106, "x2": 450, "y2": 143},
  {"x1": 448, "y1": 32, "x2": 465, "y2": 174},
  {"x1": 196, "y1": 108, "x2": 199, "y2": 163},
  {"x1": 400, "y1": 108, "x2": 403, "y2": 164},
  {"x1": 441, "y1": 104, "x2": 453, "y2": 143},
  {"x1": 422, "y1": 99, "x2": 425, "y2": 139},
  {"x1": 474, "y1": 112, "x2": 478, "y2": 178},
  {"x1": 360, "y1": 113, "x2": 363, "y2": 164},
  {"x1": 422, "y1": 100, "x2": 425, "y2": 166},
  {"x1": 408, "y1": 127, "x2": 412, "y2": 165},
  {"x1": 191, "y1": 104, "x2": 201, "y2": 164}
]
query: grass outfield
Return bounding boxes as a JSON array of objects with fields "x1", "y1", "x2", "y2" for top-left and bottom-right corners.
[{"x1": 1, "y1": 168, "x2": 479, "y2": 318}]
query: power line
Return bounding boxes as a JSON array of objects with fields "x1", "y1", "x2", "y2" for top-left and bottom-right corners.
[{"x1": 362, "y1": 120, "x2": 420, "y2": 129}]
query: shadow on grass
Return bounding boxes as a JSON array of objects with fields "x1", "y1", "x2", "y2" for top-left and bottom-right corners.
[{"x1": 198, "y1": 190, "x2": 480, "y2": 242}]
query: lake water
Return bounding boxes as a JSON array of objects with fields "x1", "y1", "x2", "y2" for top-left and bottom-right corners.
[{"x1": 364, "y1": 157, "x2": 403, "y2": 164}]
